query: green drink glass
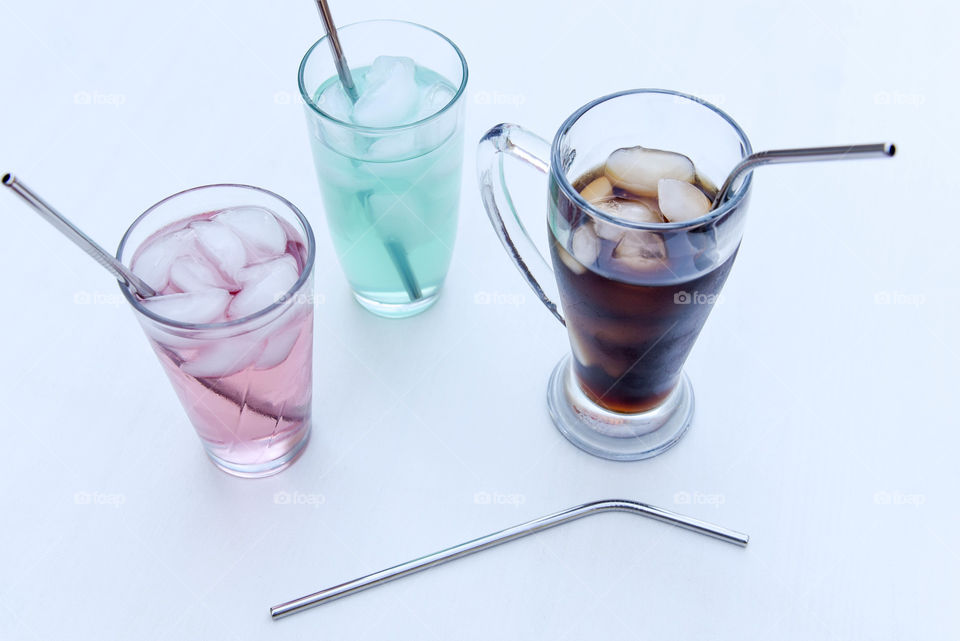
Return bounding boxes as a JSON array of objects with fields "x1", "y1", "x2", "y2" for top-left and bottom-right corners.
[{"x1": 298, "y1": 20, "x2": 468, "y2": 318}]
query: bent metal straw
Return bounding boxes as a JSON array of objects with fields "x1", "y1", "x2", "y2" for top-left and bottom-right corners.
[
  {"x1": 271, "y1": 498, "x2": 749, "y2": 619},
  {"x1": 712, "y1": 142, "x2": 896, "y2": 207}
]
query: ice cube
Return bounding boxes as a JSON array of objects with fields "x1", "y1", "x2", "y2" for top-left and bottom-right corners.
[
  {"x1": 238, "y1": 254, "x2": 298, "y2": 282},
  {"x1": 169, "y1": 256, "x2": 232, "y2": 293},
  {"x1": 364, "y1": 55, "x2": 416, "y2": 88},
  {"x1": 255, "y1": 323, "x2": 303, "y2": 370},
  {"x1": 191, "y1": 220, "x2": 248, "y2": 281},
  {"x1": 604, "y1": 146, "x2": 696, "y2": 197},
  {"x1": 415, "y1": 80, "x2": 459, "y2": 149},
  {"x1": 131, "y1": 229, "x2": 197, "y2": 291},
  {"x1": 316, "y1": 81, "x2": 354, "y2": 122},
  {"x1": 366, "y1": 146, "x2": 436, "y2": 183},
  {"x1": 214, "y1": 207, "x2": 288, "y2": 257},
  {"x1": 140, "y1": 288, "x2": 231, "y2": 324},
  {"x1": 593, "y1": 198, "x2": 661, "y2": 223},
  {"x1": 419, "y1": 121, "x2": 456, "y2": 151},
  {"x1": 579, "y1": 176, "x2": 613, "y2": 203},
  {"x1": 591, "y1": 198, "x2": 662, "y2": 241},
  {"x1": 571, "y1": 225, "x2": 601, "y2": 267},
  {"x1": 366, "y1": 132, "x2": 418, "y2": 161},
  {"x1": 657, "y1": 178, "x2": 712, "y2": 223},
  {"x1": 352, "y1": 56, "x2": 420, "y2": 127},
  {"x1": 567, "y1": 327, "x2": 596, "y2": 368},
  {"x1": 412, "y1": 81, "x2": 458, "y2": 149},
  {"x1": 567, "y1": 322, "x2": 629, "y2": 379},
  {"x1": 181, "y1": 333, "x2": 265, "y2": 378},
  {"x1": 309, "y1": 108, "x2": 362, "y2": 157},
  {"x1": 612, "y1": 231, "x2": 667, "y2": 272},
  {"x1": 229, "y1": 255, "x2": 300, "y2": 319},
  {"x1": 312, "y1": 81, "x2": 363, "y2": 155},
  {"x1": 592, "y1": 333, "x2": 636, "y2": 380},
  {"x1": 417, "y1": 81, "x2": 456, "y2": 120},
  {"x1": 555, "y1": 243, "x2": 585, "y2": 275}
]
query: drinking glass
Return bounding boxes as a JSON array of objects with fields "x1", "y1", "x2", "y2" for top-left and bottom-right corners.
[
  {"x1": 117, "y1": 184, "x2": 316, "y2": 478},
  {"x1": 299, "y1": 20, "x2": 468, "y2": 318}
]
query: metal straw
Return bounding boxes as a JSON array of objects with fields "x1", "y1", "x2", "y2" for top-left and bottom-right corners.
[
  {"x1": 2, "y1": 173, "x2": 157, "y2": 298},
  {"x1": 357, "y1": 191, "x2": 423, "y2": 302},
  {"x1": 270, "y1": 498, "x2": 749, "y2": 619},
  {"x1": 712, "y1": 142, "x2": 896, "y2": 207},
  {"x1": 313, "y1": 0, "x2": 359, "y2": 102},
  {"x1": 313, "y1": 0, "x2": 423, "y2": 303},
  {"x1": 384, "y1": 239, "x2": 423, "y2": 300}
]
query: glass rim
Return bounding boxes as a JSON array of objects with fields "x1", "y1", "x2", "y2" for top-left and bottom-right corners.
[
  {"x1": 116, "y1": 183, "x2": 317, "y2": 331},
  {"x1": 551, "y1": 88, "x2": 754, "y2": 231},
  {"x1": 297, "y1": 19, "x2": 469, "y2": 133}
]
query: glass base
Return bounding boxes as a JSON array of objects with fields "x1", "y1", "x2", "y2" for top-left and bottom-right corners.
[
  {"x1": 205, "y1": 426, "x2": 311, "y2": 479},
  {"x1": 546, "y1": 355, "x2": 694, "y2": 461},
  {"x1": 353, "y1": 291, "x2": 440, "y2": 318}
]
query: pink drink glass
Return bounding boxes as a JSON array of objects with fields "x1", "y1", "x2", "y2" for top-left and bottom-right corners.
[{"x1": 117, "y1": 184, "x2": 316, "y2": 478}]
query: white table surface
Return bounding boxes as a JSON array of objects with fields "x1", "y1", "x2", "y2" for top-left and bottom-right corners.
[{"x1": 1, "y1": 0, "x2": 956, "y2": 638}]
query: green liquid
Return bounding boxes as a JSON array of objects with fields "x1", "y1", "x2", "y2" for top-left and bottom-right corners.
[{"x1": 308, "y1": 65, "x2": 464, "y2": 316}]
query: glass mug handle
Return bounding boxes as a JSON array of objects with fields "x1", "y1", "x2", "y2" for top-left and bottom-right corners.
[{"x1": 477, "y1": 124, "x2": 564, "y2": 325}]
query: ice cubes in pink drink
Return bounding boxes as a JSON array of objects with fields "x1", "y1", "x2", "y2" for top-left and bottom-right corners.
[
  {"x1": 168, "y1": 255, "x2": 233, "y2": 292},
  {"x1": 132, "y1": 207, "x2": 308, "y2": 376},
  {"x1": 131, "y1": 206, "x2": 303, "y2": 327},
  {"x1": 180, "y1": 331, "x2": 266, "y2": 378},
  {"x1": 141, "y1": 288, "x2": 232, "y2": 324},
  {"x1": 190, "y1": 219, "x2": 248, "y2": 284},
  {"x1": 130, "y1": 228, "x2": 198, "y2": 291},
  {"x1": 214, "y1": 207, "x2": 288, "y2": 256},
  {"x1": 229, "y1": 255, "x2": 300, "y2": 320}
]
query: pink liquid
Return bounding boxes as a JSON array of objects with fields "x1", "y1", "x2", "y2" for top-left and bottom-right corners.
[{"x1": 131, "y1": 209, "x2": 313, "y2": 476}]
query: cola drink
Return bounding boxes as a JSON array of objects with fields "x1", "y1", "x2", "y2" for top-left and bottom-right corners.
[{"x1": 549, "y1": 146, "x2": 735, "y2": 413}]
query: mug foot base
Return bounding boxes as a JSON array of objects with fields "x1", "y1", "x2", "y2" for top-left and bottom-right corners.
[
  {"x1": 546, "y1": 355, "x2": 693, "y2": 461},
  {"x1": 353, "y1": 291, "x2": 440, "y2": 318}
]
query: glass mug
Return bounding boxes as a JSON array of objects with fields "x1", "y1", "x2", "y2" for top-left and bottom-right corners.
[{"x1": 477, "y1": 89, "x2": 753, "y2": 460}]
